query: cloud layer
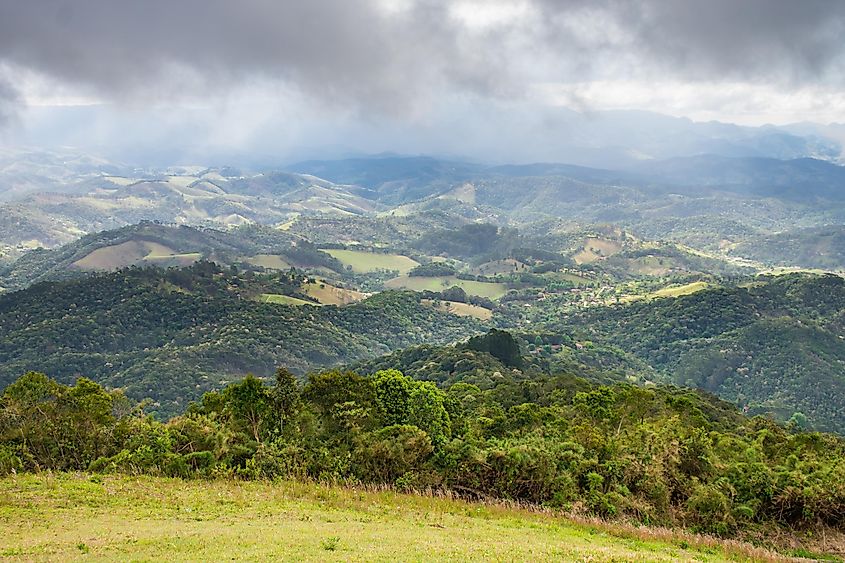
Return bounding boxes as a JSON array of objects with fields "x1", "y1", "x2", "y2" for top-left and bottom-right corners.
[
  {"x1": 2, "y1": 1, "x2": 845, "y2": 161},
  {"x1": 2, "y1": 1, "x2": 844, "y2": 111}
]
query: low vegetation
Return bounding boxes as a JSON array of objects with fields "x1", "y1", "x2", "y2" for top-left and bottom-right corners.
[
  {"x1": 0, "y1": 473, "x2": 789, "y2": 562},
  {"x1": 1, "y1": 330, "x2": 843, "y2": 559}
]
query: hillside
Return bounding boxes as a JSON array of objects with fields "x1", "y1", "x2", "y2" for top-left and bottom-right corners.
[
  {"x1": 0, "y1": 222, "x2": 346, "y2": 291},
  {"x1": 2, "y1": 362, "x2": 843, "y2": 558},
  {"x1": 7, "y1": 151, "x2": 845, "y2": 274},
  {"x1": 557, "y1": 273, "x2": 845, "y2": 432},
  {"x1": 0, "y1": 474, "x2": 786, "y2": 562},
  {"x1": 0, "y1": 264, "x2": 484, "y2": 416},
  {"x1": 0, "y1": 154, "x2": 382, "y2": 255},
  {"x1": 731, "y1": 225, "x2": 845, "y2": 270}
]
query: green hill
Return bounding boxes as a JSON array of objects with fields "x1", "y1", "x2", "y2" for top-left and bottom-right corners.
[
  {"x1": 0, "y1": 222, "x2": 345, "y2": 291},
  {"x1": 558, "y1": 273, "x2": 845, "y2": 432},
  {"x1": 2, "y1": 364, "x2": 842, "y2": 557},
  {"x1": 0, "y1": 264, "x2": 483, "y2": 416}
]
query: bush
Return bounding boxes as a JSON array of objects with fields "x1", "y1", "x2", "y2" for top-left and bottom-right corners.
[
  {"x1": 685, "y1": 483, "x2": 736, "y2": 536},
  {"x1": 353, "y1": 425, "x2": 433, "y2": 483},
  {"x1": 0, "y1": 444, "x2": 23, "y2": 475}
]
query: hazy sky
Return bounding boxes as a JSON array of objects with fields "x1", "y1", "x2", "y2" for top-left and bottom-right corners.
[{"x1": 1, "y1": 0, "x2": 845, "y2": 164}]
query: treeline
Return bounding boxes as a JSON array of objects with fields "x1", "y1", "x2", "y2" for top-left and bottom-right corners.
[{"x1": 2, "y1": 360, "x2": 843, "y2": 538}]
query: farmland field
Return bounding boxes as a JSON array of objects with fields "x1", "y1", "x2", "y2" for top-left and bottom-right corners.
[
  {"x1": 73, "y1": 241, "x2": 201, "y2": 270},
  {"x1": 573, "y1": 237, "x2": 623, "y2": 265},
  {"x1": 423, "y1": 299, "x2": 493, "y2": 320},
  {"x1": 622, "y1": 281, "x2": 712, "y2": 303},
  {"x1": 304, "y1": 280, "x2": 368, "y2": 305},
  {"x1": 651, "y1": 281, "x2": 711, "y2": 298},
  {"x1": 324, "y1": 249, "x2": 419, "y2": 274},
  {"x1": 386, "y1": 275, "x2": 508, "y2": 299},
  {"x1": 0, "y1": 474, "x2": 779, "y2": 562},
  {"x1": 244, "y1": 254, "x2": 293, "y2": 270},
  {"x1": 258, "y1": 293, "x2": 319, "y2": 306}
]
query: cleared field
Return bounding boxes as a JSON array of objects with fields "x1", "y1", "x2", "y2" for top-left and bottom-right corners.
[
  {"x1": 304, "y1": 281, "x2": 368, "y2": 305},
  {"x1": 0, "y1": 473, "x2": 775, "y2": 562},
  {"x1": 325, "y1": 249, "x2": 419, "y2": 274},
  {"x1": 621, "y1": 281, "x2": 712, "y2": 303},
  {"x1": 276, "y1": 216, "x2": 299, "y2": 231},
  {"x1": 73, "y1": 241, "x2": 201, "y2": 271},
  {"x1": 144, "y1": 252, "x2": 201, "y2": 267},
  {"x1": 258, "y1": 293, "x2": 319, "y2": 306},
  {"x1": 472, "y1": 258, "x2": 529, "y2": 276},
  {"x1": 385, "y1": 276, "x2": 508, "y2": 299},
  {"x1": 166, "y1": 175, "x2": 198, "y2": 188},
  {"x1": 624, "y1": 257, "x2": 674, "y2": 277},
  {"x1": 573, "y1": 237, "x2": 623, "y2": 265},
  {"x1": 652, "y1": 281, "x2": 711, "y2": 298},
  {"x1": 245, "y1": 254, "x2": 293, "y2": 270},
  {"x1": 103, "y1": 176, "x2": 137, "y2": 186},
  {"x1": 423, "y1": 299, "x2": 493, "y2": 320}
]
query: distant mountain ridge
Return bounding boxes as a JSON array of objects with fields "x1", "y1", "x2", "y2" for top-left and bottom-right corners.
[{"x1": 4, "y1": 148, "x2": 845, "y2": 272}]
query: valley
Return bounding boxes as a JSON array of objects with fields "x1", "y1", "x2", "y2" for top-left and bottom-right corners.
[
  {"x1": 5, "y1": 4, "x2": 845, "y2": 560},
  {"x1": 2, "y1": 151, "x2": 845, "y2": 560}
]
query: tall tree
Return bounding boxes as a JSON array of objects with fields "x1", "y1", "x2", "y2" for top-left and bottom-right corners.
[{"x1": 272, "y1": 367, "x2": 300, "y2": 435}]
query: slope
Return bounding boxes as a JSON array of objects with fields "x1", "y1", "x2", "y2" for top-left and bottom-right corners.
[
  {"x1": 559, "y1": 273, "x2": 845, "y2": 432},
  {"x1": 0, "y1": 265, "x2": 484, "y2": 416}
]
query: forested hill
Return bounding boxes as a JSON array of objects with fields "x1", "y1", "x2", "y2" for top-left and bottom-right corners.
[
  {"x1": 0, "y1": 264, "x2": 483, "y2": 417},
  {"x1": 556, "y1": 273, "x2": 845, "y2": 433}
]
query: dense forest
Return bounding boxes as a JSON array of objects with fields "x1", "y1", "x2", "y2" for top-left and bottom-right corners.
[
  {"x1": 553, "y1": 273, "x2": 845, "y2": 433},
  {"x1": 0, "y1": 263, "x2": 482, "y2": 417}
]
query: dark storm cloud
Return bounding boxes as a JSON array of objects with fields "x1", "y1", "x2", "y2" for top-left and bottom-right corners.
[
  {"x1": 601, "y1": 0, "x2": 845, "y2": 83},
  {"x1": 0, "y1": 0, "x2": 511, "y2": 114},
  {"x1": 1, "y1": 0, "x2": 844, "y2": 115}
]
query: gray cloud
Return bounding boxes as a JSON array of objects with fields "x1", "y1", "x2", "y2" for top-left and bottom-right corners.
[
  {"x1": 2, "y1": 0, "x2": 845, "y2": 146},
  {"x1": 0, "y1": 0, "x2": 520, "y2": 116},
  {"x1": 620, "y1": 0, "x2": 845, "y2": 84},
  {"x1": 2, "y1": 1, "x2": 845, "y2": 113}
]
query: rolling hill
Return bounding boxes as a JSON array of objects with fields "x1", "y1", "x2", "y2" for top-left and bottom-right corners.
[
  {"x1": 558, "y1": 273, "x2": 845, "y2": 432},
  {"x1": 0, "y1": 264, "x2": 484, "y2": 416}
]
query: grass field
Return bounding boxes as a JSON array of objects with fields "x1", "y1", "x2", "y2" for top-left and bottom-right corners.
[
  {"x1": 621, "y1": 281, "x2": 712, "y2": 303},
  {"x1": 258, "y1": 293, "x2": 319, "y2": 306},
  {"x1": 304, "y1": 281, "x2": 368, "y2": 305},
  {"x1": 244, "y1": 254, "x2": 293, "y2": 270},
  {"x1": 325, "y1": 249, "x2": 420, "y2": 274},
  {"x1": 386, "y1": 276, "x2": 508, "y2": 299},
  {"x1": 144, "y1": 252, "x2": 202, "y2": 266},
  {"x1": 423, "y1": 299, "x2": 494, "y2": 320},
  {"x1": 0, "y1": 474, "x2": 786, "y2": 562},
  {"x1": 573, "y1": 237, "x2": 623, "y2": 265},
  {"x1": 73, "y1": 241, "x2": 201, "y2": 271},
  {"x1": 545, "y1": 271, "x2": 594, "y2": 285},
  {"x1": 651, "y1": 281, "x2": 711, "y2": 298}
]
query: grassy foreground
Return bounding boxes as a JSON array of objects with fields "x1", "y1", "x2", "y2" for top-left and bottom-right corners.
[{"x1": 0, "y1": 474, "x2": 791, "y2": 562}]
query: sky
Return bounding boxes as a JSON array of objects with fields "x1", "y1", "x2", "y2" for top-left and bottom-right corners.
[{"x1": 1, "y1": 0, "x2": 845, "y2": 165}]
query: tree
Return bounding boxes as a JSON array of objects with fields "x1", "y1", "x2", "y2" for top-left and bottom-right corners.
[
  {"x1": 465, "y1": 329, "x2": 523, "y2": 368},
  {"x1": 272, "y1": 367, "x2": 300, "y2": 435},
  {"x1": 372, "y1": 369, "x2": 414, "y2": 425},
  {"x1": 224, "y1": 375, "x2": 272, "y2": 443},
  {"x1": 408, "y1": 382, "x2": 451, "y2": 446}
]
